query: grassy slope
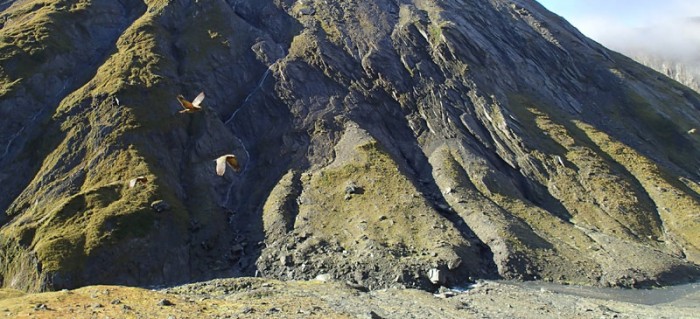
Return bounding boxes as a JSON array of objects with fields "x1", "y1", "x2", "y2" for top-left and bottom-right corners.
[{"x1": 0, "y1": 0, "x2": 192, "y2": 291}]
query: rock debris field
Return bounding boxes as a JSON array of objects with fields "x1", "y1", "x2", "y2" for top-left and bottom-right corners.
[{"x1": 1, "y1": 278, "x2": 698, "y2": 318}]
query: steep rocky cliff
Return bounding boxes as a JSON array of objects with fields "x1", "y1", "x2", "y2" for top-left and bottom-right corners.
[{"x1": 1, "y1": 0, "x2": 699, "y2": 292}]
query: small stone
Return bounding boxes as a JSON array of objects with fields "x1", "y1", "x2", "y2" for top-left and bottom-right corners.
[
  {"x1": 151, "y1": 200, "x2": 170, "y2": 213},
  {"x1": 447, "y1": 257, "x2": 462, "y2": 270},
  {"x1": 365, "y1": 310, "x2": 383, "y2": 319},
  {"x1": 92, "y1": 303, "x2": 103, "y2": 309},
  {"x1": 33, "y1": 304, "x2": 48, "y2": 311},
  {"x1": 345, "y1": 182, "x2": 363, "y2": 195},
  {"x1": 315, "y1": 273, "x2": 332, "y2": 282},
  {"x1": 280, "y1": 254, "x2": 292, "y2": 266},
  {"x1": 231, "y1": 244, "x2": 244, "y2": 254},
  {"x1": 241, "y1": 307, "x2": 254, "y2": 314},
  {"x1": 189, "y1": 219, "x2": 201, "y2": 232},
  {"x1": 428, "y1": 268, "x2": 445, "y2": 285},
  {"x1": 554, "y1": 155, "x2": 566, "y2": 167},
  {"x1": 268, "y1": 307, "x2": 280, "y2": 313},
  {"x1": 110, "y1": 299, "x2": 121, "y2": 305},
  {"x1": 298, "y1": 7, "x2": 315, "y2": 15},
  {"x1": 158, "y1": 299, "x2": 174, "y2": 306},
  {"x1": 434, "y1": 291, "x2": 456, "y2": 298},
  {"x1": 345, "y1": 281, "x2": 369, "y2": 292}
]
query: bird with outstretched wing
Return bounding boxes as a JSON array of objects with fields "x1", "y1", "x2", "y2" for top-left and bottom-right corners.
[
  {"x1": 215, "y1": 154, "x2": 241, "y2": 176},
  {"x1": 128, "y1": 176, "x2": 148, "y2": 188},
  {"x1": 177, "y1": 92, "x2": 205, "y2": 113}
]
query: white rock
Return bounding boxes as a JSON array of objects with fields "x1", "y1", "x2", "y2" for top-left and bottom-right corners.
[
  {"x1": 447, "y1": 257, "x2": 462, "y2": 270},
  {"x1": 428, "y1": 268, "x2": 445, "y2": 285}
]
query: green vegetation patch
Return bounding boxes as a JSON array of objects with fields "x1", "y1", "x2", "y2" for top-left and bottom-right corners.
[
  {"x1": 507, "y1": 94, "x2": 665, "y2": 242},
  {"x1": 574, "y1": 121, "x2": 700, "y2": 262},
  {"x1": 298, "y1": 140, "x2": 470, "y2": 260},
  {"x1": 0, "y1": 288, "x2": 24, "y2": 300},
  {"x1": 0, "y1": 0, "x2": 95, "y2": 92}
]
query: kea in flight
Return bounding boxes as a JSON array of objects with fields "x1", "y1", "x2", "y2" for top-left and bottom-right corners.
[
  {"x1": 215, "y1": 154, "x2": 241, "y2": 176},
  {"x1": 128, "y1": 176, "x2": 148, "y2": 188},
  {"x1": 177, "y1": 91, "x2": 205, "y2": 113}
]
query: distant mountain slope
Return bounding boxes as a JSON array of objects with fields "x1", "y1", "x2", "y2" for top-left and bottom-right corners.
[
  {"x1": 0, "y1": 0, "x2": 699, "y2": 292},
  {"x1": 632, "y1": 54, "x2": 700, "y2": 93}
]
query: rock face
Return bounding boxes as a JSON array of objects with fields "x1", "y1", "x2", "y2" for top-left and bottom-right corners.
[{"x1": 0, "y1": 0, "x2": 699, "y2": 292}]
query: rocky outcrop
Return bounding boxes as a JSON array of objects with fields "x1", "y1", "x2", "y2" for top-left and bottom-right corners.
[{"x1": 0, "y1": 0, "x2": 699, "y2": 292}]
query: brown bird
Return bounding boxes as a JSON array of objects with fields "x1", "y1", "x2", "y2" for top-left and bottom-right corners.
[
  {"x1": 177, "y1": 91, "x2": 205, "y2": 113},
  {"x1": 128, "y1": 176, "x2": 148, "y2": 188},
  {"x1": 215, "y1": 154, "x2": 241, "y2": 176}
]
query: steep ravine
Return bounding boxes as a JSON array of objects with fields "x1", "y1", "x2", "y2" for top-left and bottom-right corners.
[{"x1": 0, "y1": 0, "x2": 699, "y2": 292}]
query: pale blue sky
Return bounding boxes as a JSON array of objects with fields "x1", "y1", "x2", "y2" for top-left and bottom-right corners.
[
  {"x1": 535, "y1": 0, "x2": 700, "y2": 61},
  {"x1": 537, "y1": 0, "x2": 694, "y2": 28}
]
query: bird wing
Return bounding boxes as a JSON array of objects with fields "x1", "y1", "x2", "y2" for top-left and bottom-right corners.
[
  {"x1": 226, "y1": 155, "x2": 241, "y2": 172},
  {"x1": 128, "y1": 178, "x2": 138, "y2": 188},
  {"x1": 192, "y1": 92, "x2": 205, "y2": 108},
  {"x1": 215, "y1": 156, "x2": 227, "y2": 176},
  {"x1": 177, "y1": 95, "x2": 194, "y2": 110}
]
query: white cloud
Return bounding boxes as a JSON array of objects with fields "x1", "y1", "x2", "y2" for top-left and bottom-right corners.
[
  {"x1": 562, "y1": 2, "x2": 700, "y2": 64},
  {"x1": 541, "y1": 0, "x2": 700, "y2": 66}
]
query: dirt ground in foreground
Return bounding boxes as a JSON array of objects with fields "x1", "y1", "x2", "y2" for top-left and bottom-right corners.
[{"x1": 0, "y1": 278, "x2": 698, "y2": 318}]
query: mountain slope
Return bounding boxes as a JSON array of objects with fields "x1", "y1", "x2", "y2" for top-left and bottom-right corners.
[
  {"x1": 1, "y1": 0, "x2": 699, "y2": 292},
  {"x1": 632, "y1": 53, "x2": 700, "y2": 94}
]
